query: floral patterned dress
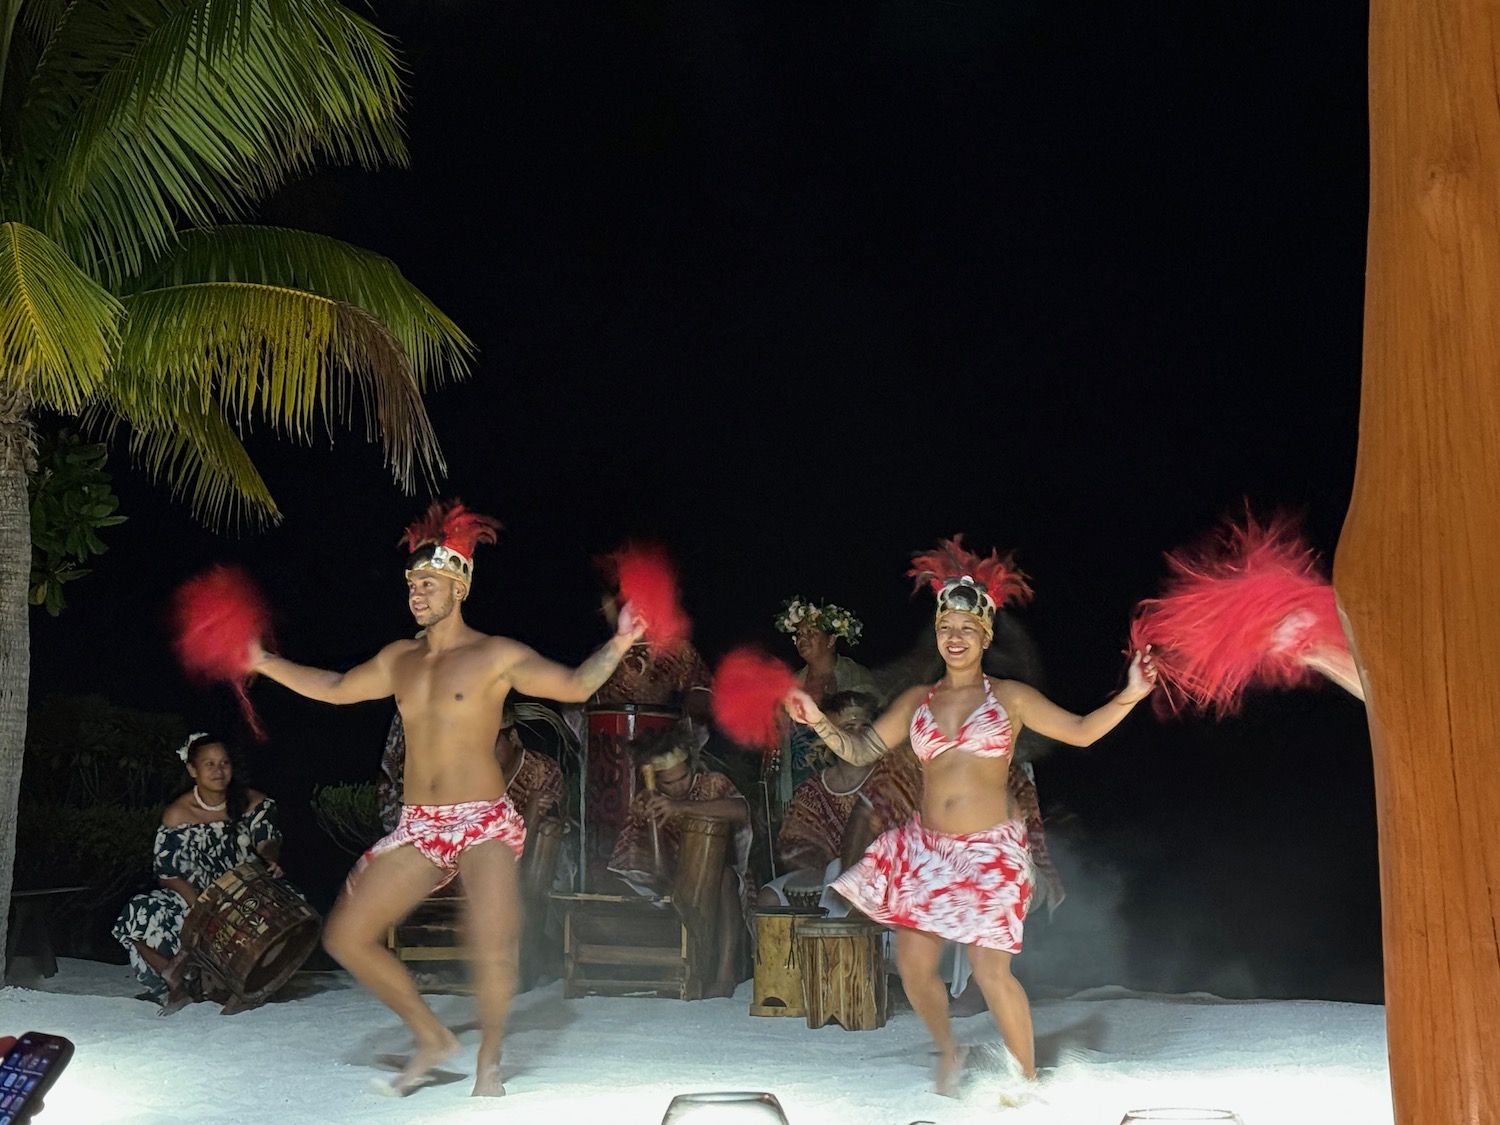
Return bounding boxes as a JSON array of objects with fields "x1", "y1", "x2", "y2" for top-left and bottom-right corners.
[{"x1": 112, "y1": 799, "x2": 283, "y2": 994}]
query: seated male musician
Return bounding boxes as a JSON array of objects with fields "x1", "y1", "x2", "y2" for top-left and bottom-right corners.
[
  {"x1": 758, "y1": 691, "x2": 921, "y2": 913},
  {"x1": 495, "y1": 701, "x2": 565, "y2": 831},
  {"x1": 607, "y1": 725, "x2": 753, "y2": 998}
]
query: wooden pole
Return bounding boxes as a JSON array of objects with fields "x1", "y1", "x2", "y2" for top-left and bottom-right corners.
[{"x1": 1335, "y1": 0, "x2": 1500, "y2": 1120}]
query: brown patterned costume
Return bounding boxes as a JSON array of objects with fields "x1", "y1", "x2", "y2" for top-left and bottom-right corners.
[
  {"x1": 1007, "y1": 760, "x2": 1065, "y2": 916},
  {"x1": 607, "y1": 769, "x2": 755, "y2": 934},
  {"x1": 608, "y1": 770, "x2": 747, "y2": 879},
  {"x1": 507, "y1": 748, "x2": 564, "y2": 824},
  {"x1": 591, "y1": 641, "x2": 712, "y2": 708},
  {"x1": 778, "y1": 743, "x2": 922, "y2": 871}
]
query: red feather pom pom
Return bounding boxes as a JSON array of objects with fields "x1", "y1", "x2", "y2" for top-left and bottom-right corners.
[
  {"x1": 1130, "y1": 512, "x2": 1348, "y2": 717},
  {"x1": 909, "y1": 535, "x2": 1033, "y2": 608},
  {"x1": 170, "y1": 565, "x2": 274, "y2": 738},
  {"x1": 601, "y1": 543, "x2": 692, "y2": 649},
  {"x1": 711, "y1": 647, "x2": 797, "y2": 749}
]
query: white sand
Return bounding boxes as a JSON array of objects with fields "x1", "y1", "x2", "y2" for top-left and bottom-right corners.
[{"x1": 2, "y1": 959, "x2": 1391, "y2": 1124}]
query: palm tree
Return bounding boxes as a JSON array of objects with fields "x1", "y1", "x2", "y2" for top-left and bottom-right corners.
[{"x1": 0, "y1": 1, "x2": 472, "y2": 959}]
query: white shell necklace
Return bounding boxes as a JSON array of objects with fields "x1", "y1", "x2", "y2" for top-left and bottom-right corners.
[{"x1": 192, "y1": 785, "x2": 227, "y2": 813}]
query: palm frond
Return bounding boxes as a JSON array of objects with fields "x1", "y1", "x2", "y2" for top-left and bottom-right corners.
[
  {"x1": 0, "y1": 221, "x2": 121, "y2": 411},
  {"x1": 0, "y1": 0, "x2": 65, "y2": 151},
  {"x1": 84, "y1": 393, "x2": 279, "y2": 528},
  {"x1": 114, "y1": 280, "x2": 445, "y2": 491},
  {"x1": 9, "y1": 0, "x2": 406, "y2": 287},
  {"x1": 19, "y1": 0, "x2": 69, "y2": 39},
  {"x1": 131, "y1": 225, "x2": 472, "y2": 390}
]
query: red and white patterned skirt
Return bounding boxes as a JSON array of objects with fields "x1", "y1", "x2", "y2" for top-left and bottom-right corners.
[
  {"x1": 831, "y1": 816, "x2": 1033, "y2": 953},
  {"x1": 353, "y1": 797, "x2": 526, "y2": 891}
]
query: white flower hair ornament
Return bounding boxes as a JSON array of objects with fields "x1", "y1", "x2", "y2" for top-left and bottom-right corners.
[{"x1": 178, "y1": 732, "x2": 210, "y2": 762}]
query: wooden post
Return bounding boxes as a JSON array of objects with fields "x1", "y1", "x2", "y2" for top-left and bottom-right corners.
[{"x1": 1335, "y1": 0, "x2": 1500, "y2": 1120}]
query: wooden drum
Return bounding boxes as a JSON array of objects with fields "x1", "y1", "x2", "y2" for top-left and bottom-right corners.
[
  {"x1": 520, "y1": 816, "x2": 567, "y2": 904},
  {"x1": 673, "y1": 815, "x2": 731, "y2": 917},
  {"x1": 795, "y1": 917, "x2": 888, "y2": 1031},
  {"x1": 749, "y1": 905, "x2": 824, "y2": 1017},
  {"x1": 180, "y1": 859, "x2": 321, "y2": 1014},
  {"x1": 785, "y1": 885, "x2": 824, "y2": 911}
]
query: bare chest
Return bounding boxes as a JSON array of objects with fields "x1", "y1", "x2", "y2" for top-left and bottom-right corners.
[{"x1": 392, "y1": 646, "x2": 498, "y2": 719}]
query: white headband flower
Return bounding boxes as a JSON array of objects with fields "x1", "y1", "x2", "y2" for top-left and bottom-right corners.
[{"x1": 178, "y1": 732, "x2": 209, "y2": 762}]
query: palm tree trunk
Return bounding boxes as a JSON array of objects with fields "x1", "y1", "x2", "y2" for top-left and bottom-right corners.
[
  {"x1": 0, "y1": 378, "x2": 31, "y2": 969},
  {"x1": 1335, "y1": 0, "x2": 1500, "y2": 1120}
]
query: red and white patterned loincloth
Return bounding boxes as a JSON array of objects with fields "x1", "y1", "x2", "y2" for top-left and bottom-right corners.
[
  {"x1": 352, "y1": 797, "x2": 526, "y2": 891},
  {"x1": 831, "y1": 816, "x2": 1033, "y2": 953}
]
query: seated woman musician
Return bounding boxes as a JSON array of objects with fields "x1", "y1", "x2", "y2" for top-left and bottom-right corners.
[{"x1": 111, "y1": 731, "x2": 286, "y2": 1004}]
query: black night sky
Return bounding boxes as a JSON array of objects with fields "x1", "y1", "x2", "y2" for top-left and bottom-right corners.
[{"x1": 30, "y1": 1, "x2": 1380, "y2": 1001}]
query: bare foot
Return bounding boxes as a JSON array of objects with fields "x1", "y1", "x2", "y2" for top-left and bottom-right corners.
[
  {"x1": 373, "y1": 1028, "x2": 461, "y2": 1097},
  {"x1": 472, "y1": 1057, "x2": 505, "y2": 1097},
  {"x1": 934, "y1": 1044, "x2": 969, "y2": 1097},
  {"x1": 998, "y1": 1076, "x2": 1042, "y2": 1108}
]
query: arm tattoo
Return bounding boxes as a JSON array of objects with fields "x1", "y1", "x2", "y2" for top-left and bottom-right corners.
[
  {"x1": 810, "y1": 718, "x2": 887, "y2": 766},
  {"x1": 575, "y1": 639, "x2": 626, "y2": 696}
]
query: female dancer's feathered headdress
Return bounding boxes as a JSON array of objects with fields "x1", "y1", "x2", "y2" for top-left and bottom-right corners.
[
  {"x1": 908, "y1": 536, "x2": 1032, "y2": 641},
  {"x1": 402, "y1": 499, "x2": 501, "y2": 591}
]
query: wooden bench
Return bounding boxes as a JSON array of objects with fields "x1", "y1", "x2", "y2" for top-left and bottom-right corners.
[
  {"x1": 5, "y1": 886, "x2": 88, "y2": 980},
  {"x1": 552, "y1": 814, "x2": 732, "y2": 1001}
]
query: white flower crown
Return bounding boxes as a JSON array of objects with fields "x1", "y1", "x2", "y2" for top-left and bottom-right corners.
[
  {"x1": 773, "y1": 596, "x2": 863, "y2": 645},
  {"x1": 178, "y1": 732, "x2": 209, "y2": 761}
]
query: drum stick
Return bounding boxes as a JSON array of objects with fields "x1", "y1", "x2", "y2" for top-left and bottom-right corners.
[
  {"x1": 642, "y1": 763, "x2": 664, "y2": 878},
  {"x1": 762, "y1": 779, "x2": 779, "y2": 880}
]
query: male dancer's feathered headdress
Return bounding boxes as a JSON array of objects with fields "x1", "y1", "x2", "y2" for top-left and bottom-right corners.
[
  {"x1": 402, "y1": 499, "x2": 501, "y2": 592},
  {"x1": 908, "y1": 535, "x2": 1032, "y2": 641}
]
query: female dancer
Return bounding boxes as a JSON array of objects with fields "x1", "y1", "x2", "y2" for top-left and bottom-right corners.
[{"x1": 784, "y1": 539, "x2": 1156, "y2": 1097}]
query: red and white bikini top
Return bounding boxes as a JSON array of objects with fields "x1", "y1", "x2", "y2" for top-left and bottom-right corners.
[{"x1": 909, "y1": 676, "x2": 1014, "y2": 763}]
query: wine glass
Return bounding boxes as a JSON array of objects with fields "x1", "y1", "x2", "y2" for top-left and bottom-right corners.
[
  {"x1": 660, "y1": 1091, "x2": 790, "y2": 1124},
  {"x1": 1119, "y1": 1111, "x2": 1245, "y2": 1124}
]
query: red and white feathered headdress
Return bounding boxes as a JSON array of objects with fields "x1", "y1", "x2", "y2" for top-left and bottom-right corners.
[
  {"x1": 908, "y1": 536, "x2": 1032, "y2": 640},
  {"x1": 402, "y1": 499, "x2": 501, "y2": 592}
]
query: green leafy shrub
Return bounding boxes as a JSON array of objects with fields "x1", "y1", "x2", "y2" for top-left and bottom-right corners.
[
  {"x1": 28, "y1": 430, "x2": 127, "y2": 615},
  {"x1": 311, "y1": 782, "x2": 383, "y2": 855}
]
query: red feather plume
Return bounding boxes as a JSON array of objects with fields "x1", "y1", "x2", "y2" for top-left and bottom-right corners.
[
  {"x1": 711, "y1": 647, "x2": 797, "y2": 749},
  {"x1": 1130, "y1": 512, "x2": 1348, "y2": 717},
  {"x1": 170, "y1": 565, "x2": 274, "y2": 738},
  {"x1": 601, "y1": 543, "x2": 692, "y2": 649},
  {"x1": 908, "y1": 535, "x2": 1033, "y2": 607},
  {"x1": 401, "y1": 499, "x2": 501, "y2": 557}
]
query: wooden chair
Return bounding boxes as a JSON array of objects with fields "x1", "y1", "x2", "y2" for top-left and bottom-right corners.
[
  {"x1": 552, "y1": 813, "x2": 731, "y2": 1000},
  {"x1": 386, "y1": 817, "x2": 567, "y2": 992}
]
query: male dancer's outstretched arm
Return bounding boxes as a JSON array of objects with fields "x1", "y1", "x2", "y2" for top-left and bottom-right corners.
[
  {"x1": 250, "y1": 609, "x2": 643, "y2": 708},
  {"x1": 250, "y1": 641, "x2": 401, "y2": 704},
  {"x1": 491, "y1": 610, "x2": 645, "y2": 703}
]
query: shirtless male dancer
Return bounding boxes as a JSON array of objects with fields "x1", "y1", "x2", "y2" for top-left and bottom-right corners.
[{"x1": 250, "y1": 501, "x2": 644, "y2": 1097}]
